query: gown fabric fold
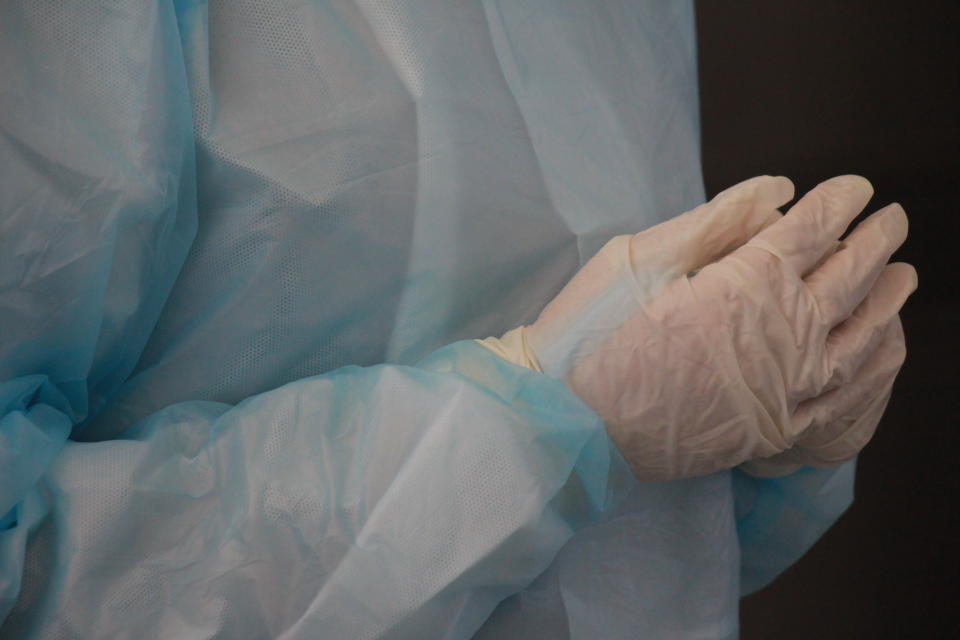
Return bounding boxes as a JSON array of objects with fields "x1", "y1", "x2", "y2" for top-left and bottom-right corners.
[{"x1": 0, "y1": 1, "x2": 854, "y2": 637}]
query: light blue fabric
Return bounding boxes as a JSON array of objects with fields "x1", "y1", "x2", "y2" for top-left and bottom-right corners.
[{"x1": 0, "y1": 0, "x2": 855, "y2": 637}]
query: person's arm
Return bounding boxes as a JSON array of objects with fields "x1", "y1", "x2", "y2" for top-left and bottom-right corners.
[{"x1": 1, "y1": 340, "x2": 630, "y2": 638}]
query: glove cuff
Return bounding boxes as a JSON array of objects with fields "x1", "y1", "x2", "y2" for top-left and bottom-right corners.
[{"x1": 475, "y1": 327, "x2": 543, "y2": 373}]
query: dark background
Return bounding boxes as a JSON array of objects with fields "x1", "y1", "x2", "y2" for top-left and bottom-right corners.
[{"x1": 695, "y1": 1, "x2": 959, "y2": 637}]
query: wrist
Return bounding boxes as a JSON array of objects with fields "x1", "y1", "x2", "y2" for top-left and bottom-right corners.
[{"x1": 475, "y1": 326, "x2": 543, "y2": 373}]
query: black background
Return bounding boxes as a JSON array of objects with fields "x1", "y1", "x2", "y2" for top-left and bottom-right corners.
[{"x1": 696, "y1": 1, "x2": 959, "y2": 637}]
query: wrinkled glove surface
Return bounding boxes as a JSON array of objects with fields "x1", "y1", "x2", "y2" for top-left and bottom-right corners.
[{"x1": 482, "y1": 176, "x2": 916, "y2": 481}]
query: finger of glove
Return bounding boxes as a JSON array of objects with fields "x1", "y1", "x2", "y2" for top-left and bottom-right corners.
[
  {"x1": 809, "y1": 239, "x2": 843, "y2": 274},
  {"x1": 806, "y1": 203, "x2": 909, "y2": 327},
  {"x1": 792, "y1": 377, "x2": 893, "y2": 468},
  {"x1": 630, "y1": 175, "x2": 794, "y2": 279},
  {"x1": 790, "y1": 319, "x2": 905, "y2": 465},
  {"x1": 795, "y1": 391, "x2": 891, "y2": 468},
  {"x1": 821, "y1": 262, "x2": 916, "y2": 391},
  {"x1": 741, "y1": 175, "x2": 874, "y2": 278}
]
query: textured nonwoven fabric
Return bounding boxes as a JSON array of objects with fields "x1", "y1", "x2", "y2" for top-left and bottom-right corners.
[{"x1": 0, "y1": 1, "x2": 854, "y2": 638}]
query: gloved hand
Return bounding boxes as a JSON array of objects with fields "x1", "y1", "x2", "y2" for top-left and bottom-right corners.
[{"x1": 481, "y1": 175, "x2": 917, "y2": 481}]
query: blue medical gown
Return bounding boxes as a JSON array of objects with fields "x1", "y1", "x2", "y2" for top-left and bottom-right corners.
[{"x1": 0, "y1": 1, "x2": 855, "y2": 637}]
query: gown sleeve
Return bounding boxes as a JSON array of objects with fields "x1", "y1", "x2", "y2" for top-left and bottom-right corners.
[
  {"x1": 733, "y1": 462, "x2": 856, "y2": 595},
  {"x1": 1, "y1": 340, "x2": 630, "y2": 639}
]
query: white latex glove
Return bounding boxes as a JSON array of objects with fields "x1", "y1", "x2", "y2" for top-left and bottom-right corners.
[{"x1": 481, "y1": 176, "x2": 916, "y2": 481}]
